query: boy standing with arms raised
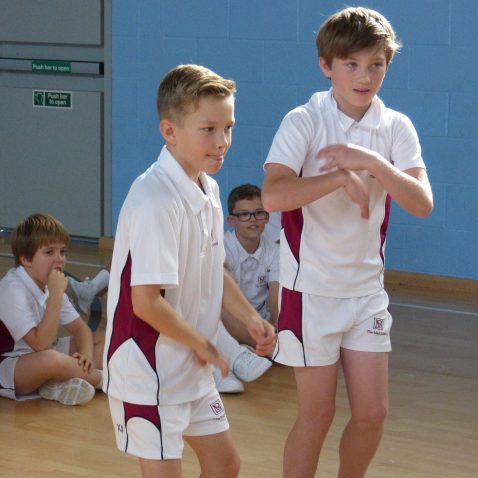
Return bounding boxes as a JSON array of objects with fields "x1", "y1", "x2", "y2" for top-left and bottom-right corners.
[
  {"x1": 103, "y1": 64, "x2": 275, "y2": 478},
  {"x1": 262, "y1": 7, "x2": 433, "y2": 478}
]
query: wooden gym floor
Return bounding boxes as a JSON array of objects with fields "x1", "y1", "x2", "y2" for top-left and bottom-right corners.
[{"x1": 0, "y1": 239, "x2": 477, "y2": 477}]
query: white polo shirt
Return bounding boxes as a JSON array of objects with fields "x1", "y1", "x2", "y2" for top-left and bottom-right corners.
[
  {"x1": 0, "y1": 266, "x2": 78, "y2": 357},
  {"x1": 103, "y1": 146, "x2": 225, "y2": 406},
  {"x1": 224, "y1": 230, "x2": 279, "y2": 321},
  {"x1": 265, "y1": 89, "x2": 425, "y2": 298}
]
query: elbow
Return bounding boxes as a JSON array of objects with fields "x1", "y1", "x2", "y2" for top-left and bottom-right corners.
[
  {"x1": 415, "y1": 198, "x2": 434, "y2": 219},
  {"x1": 31, "y1": 341, "x2": 51, "y2": 352},
  {"x1": 261, "y1": 192, "x2": 280, "y2": 213}
]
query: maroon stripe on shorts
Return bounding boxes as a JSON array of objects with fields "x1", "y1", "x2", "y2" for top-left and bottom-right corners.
[{"x1": 278, "y1": 287, "x2": 303, "y2": 344}]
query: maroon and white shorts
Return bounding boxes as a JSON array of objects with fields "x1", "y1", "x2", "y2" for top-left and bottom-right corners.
[
  {"x1": 273, "y1": 288, "x2": 392, "y2": 366},
  {"x1": 108, "y1": 388, "x2": 229, "y2": 460}
]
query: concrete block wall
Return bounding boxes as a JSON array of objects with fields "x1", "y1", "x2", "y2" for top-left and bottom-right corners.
[{"x1": 112, "y1": 0, "x2": 478, "y2": 280}]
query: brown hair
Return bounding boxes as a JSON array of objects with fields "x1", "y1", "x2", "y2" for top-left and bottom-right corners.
[
  {"x1": 227, "y1": 184, "x2": 262, "y2": 214},
  {"x1": 157, "y1": 64, "x2": 236, "y2": 125},
  {"x1": 11, "y1": 213, "x2": 69, "y2": 267},
  {"x1": 316, "y1": 7, "x2": 401, "y2": 67}
]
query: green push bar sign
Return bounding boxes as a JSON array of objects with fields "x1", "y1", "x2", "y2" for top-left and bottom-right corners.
[
  {"x1": 32, "y1": 60, "x2": 71, "y2": 74},
  {"x1": 33, "y1": 90, "x2": 72, "y2": 109}
]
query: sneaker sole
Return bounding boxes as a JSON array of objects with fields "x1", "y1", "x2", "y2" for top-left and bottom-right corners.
[{"x1": 40, "y1": 378, "x2": 95, "y2": 405}]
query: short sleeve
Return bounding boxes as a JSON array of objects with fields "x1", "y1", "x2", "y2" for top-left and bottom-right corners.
[
  {"x1": 264, "y1": 107, "x2": 314, "y2": 175},
  {"x1": 0, "y1": 284, "x2": 40, "y2": 341},
  {"x1": 390, "y1": 113, "x2": 425, "y2": 172},
  {"x1": 128, "y1": 195, "x2": 181, "y2": 288}
]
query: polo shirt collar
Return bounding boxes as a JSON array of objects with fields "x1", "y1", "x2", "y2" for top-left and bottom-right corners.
[
  {"x1": 230, "y1": 230, "x2": 263, "y2": 262},
  {"x1": 157, "y1": 146, "x2": 219, "y2": 215},
  {"x1": 327, "y1": 88, "x2": 384, "y2": 132},
  {"x1": 15, "y1": 265, "x2": 48, "y2": 306}
]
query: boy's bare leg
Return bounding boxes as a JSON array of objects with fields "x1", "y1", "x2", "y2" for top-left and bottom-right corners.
[
  {"x1": 338, "y1": 350, "x2": 388, "y2": 478},
  {"x1": 139, "y1": 458, "x2": 181, "y2": 478},
  {"x1": 92, "y1": 329, "x2": 105, "y2": 369},
  {"x1": 14, "y1": 350, "x2": 102, "y2": 395},
  {"x1": 69, "y1": 329, "x2": 105, "y2": 370},
  {"x1": 185, "y1": 430, "x2": 240, "y2": 478},
  {"x1": 283, "y1": 364, "x2": 338, "y2": 478}
]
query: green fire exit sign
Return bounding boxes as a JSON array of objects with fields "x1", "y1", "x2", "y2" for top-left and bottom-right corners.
[
  {"x1": 32, "y1": 60, "x2": 71, "y2": 74},
  {"x1": 33, "y1": 90, "x2": 72, "y2": 109}
]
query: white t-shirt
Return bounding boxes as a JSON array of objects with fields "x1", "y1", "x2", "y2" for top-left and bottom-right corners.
[
  {"x1": 264, "y1": 89, "x2": 425, "y2": 298},
  {"x1": 0, "y1": 266, "x2": 78, "y2": 357},
  {"x1": 103, "y1": 146, "x2": 225, "y2": 406},
  {"x1": 224, "y1": 230, "x2": 279, "y2": 321}
]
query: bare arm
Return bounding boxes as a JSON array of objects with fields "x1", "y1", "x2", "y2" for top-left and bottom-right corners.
[
  {"x1": 318, "y1": 143, "x2": 433, "y2": 218},
  {"x1": 132, "y1": 284, "x2": 228, "y2": 375},
  {"x1": 64, "y1": 317, "x2": 94, "y2": 372},
  {"x1": 22, "y1": 269, "x2": 68, "y2": 351},
  {"x1": 267, "y1": 281, "x2": 280, "y2": 329},
  {"x1": 222, "y1": 269, "x2": 276, "y2": 356},
  {"x1": 262, "y1": 163, "x2": 369, "y2": 218}
]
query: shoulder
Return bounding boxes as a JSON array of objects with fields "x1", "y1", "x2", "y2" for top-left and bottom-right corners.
[
  {"x1": 379, "y1": 100, "x2": 418, "y2": 133},
  {"x1": 0, "y1": 269, "x2": 24, "y2": 298}
]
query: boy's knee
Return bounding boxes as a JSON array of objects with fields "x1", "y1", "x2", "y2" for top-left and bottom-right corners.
[
  {"x1": 212, "y1": 453, "x2": 240, "y2": 478},
  {"x1": 37, "y1": 349, "x2": 71, "y2": 374},
  {"x1": 353, "y1": 405, "x2": 388, "y2": 431}
]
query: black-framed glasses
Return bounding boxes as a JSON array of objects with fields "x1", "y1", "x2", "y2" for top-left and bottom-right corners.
[{"x1": 230, "y1": 210, "x2": 269, "y2": 222}]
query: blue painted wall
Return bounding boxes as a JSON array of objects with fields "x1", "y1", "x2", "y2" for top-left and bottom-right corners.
[{"x1": 112, "y1": 0, "x2": 478, "y2": 280}]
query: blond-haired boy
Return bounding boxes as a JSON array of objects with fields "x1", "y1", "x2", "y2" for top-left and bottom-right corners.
[{"x1": 103, "y1": 64, "x2": 275, "y2": 478}]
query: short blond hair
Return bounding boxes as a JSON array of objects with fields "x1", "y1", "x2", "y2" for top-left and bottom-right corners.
[
  {"x1": 157, "y1": 64, "x2": 236, "y2": 125},
  {"x1": 316, "y1": 7, "x2": 401, "y2": 67},
  {"x1": 11, "y1": 213, "x2": 69, "y2": 267}
]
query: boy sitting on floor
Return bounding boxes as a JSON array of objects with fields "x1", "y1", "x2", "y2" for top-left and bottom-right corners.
[{"x1": 0, "y1": 213, "x2": 104, "y2": 405}]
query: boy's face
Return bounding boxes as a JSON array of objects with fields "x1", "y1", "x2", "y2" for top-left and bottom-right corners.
[
  {"x1": 20, "y1": 242, "x2": 67, "y2": 289},
  {"x1": 161, "y1": 95, "x2": 235, "y2": 181},
  {"x1": 227, "y1": 197, "x2": 269, "y2": 244},
  {"x1": 319, "y1": 47, "x2": 387, "y2": 121}
]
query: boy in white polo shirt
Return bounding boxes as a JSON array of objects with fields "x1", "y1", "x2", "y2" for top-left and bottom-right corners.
[
  {"x1": 0, "y1": 213, "x2": 104, "y2": 405},
  {"x1": 262, "y1": 7, "x2": 433, "y2": 478},
  {"x1": 103, "y1": 64, "x2": 275, "y2": 478},
  {"x1": 214, "y1": 184, "x2": 279, "y2": 393}
]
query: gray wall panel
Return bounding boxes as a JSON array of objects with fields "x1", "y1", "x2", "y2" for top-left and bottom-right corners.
[
  {"x1": 0, "y1": 87, "x2": 102, "y2": 237},
  {"x1": 0, "y1": 0, "x2": 103, "y2": 46}
]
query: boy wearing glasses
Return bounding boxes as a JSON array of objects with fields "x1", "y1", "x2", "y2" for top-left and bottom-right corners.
[{"x1": 213, "y1": 184, "x2": 278, "y2": 393}]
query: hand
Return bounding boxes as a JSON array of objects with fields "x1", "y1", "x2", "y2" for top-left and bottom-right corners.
[
  {"x1": 195, "y1": 341, "x2": 229, "y2": 378},
  {"x1": 246, "y1": 316, "x2": 276, "y2": 357},
  {"x1": 47, "y1": 269, "x2": 68, "y2": 296},
  {"x1": 342, "y1": 170, "x2": 370, "y2": 219},
  {"x1": 72, "y1": 352, "x2": 93, "y2": 373},
  {"x1": 318, "y1": 143, "x2": 378, "y2": 173}
]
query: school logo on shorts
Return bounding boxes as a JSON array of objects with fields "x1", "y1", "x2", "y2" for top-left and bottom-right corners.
[
  {"x1": 367, "y1": 317, "x2": 388, "y2": 337},
  {"x1": 210, "y1": 399, "x2": 224, "y2": 416}
]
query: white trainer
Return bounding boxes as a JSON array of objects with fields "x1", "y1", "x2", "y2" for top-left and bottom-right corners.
[
  {"x1": 39, "y1": 378, "x2": 95, "y2": 405},
  {"x1": 69, "y1": 270, "x2": 109, "y2": 314},
  {"x1": 213, "y1": 368, "x2": 244, "y2": 394},
  {"x1": 232, "y1": 346, "x2": 272, "y2": 382}
]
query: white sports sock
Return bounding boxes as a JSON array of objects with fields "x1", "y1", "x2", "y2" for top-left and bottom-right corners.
[
  {"x1": 95, "y1": 370, "x2": 103, "y2": 390},
  {"x1": 90, "y1": 269, "x2": 110, "y2": 295}
]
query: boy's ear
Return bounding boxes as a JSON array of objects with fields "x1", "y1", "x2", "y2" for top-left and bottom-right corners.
[
  {"x1": 19, "y1": 255, "x2": 31, "y2": 268},
  {"x1": 319, "y1": 56, "x2": 332, "y2": 79},
  {"x1": 226, "y1": 215, "x2": 235, "y2": 227},
  {"x1": 159, "y1": 119, "x2": 177, "y2": 145}
]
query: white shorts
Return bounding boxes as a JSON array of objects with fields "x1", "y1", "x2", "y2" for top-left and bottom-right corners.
[
  {"x1": 273, "y1": 288, "x2": 392, "y2": 367},
  {"x1": 108, "y1": 388, "x2": 229, "y2": 460},
  {"x1": 0, "y1": 336, "x2": 71, "y2": 401}
]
